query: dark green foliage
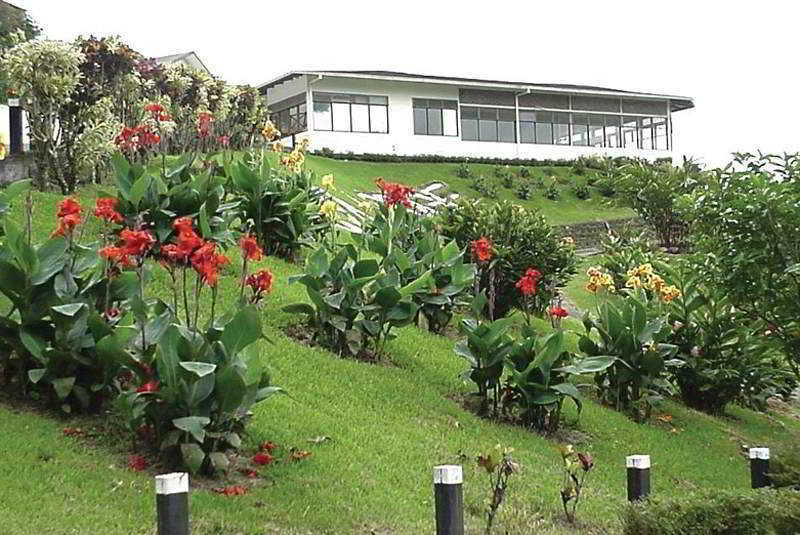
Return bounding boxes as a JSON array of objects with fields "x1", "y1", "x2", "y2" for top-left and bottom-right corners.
[
  {"x1": 516, "y1": 182, "x2": 534, "y2": 200},
  {"x1": 455, "y1": 162, "x2": 472, "y2": 179},
  {"x1": 438, "y1": 199, "x2": 576, "y2": 318},
  {"x1": 684, "y1": 152, "x2": 800, "y2": 377},
  {"x1": 544, "y1": 182, "x2": 560, "y2": 200},
  {"x1": 519, "y1": 166, "x2": 531, "y2": 178},
  {"x1": 310, "y1": 149, "x2": 591, "y2": 168},
  {"x1": 600, "y1": 230, "x2": 660, "y2": 291},
  {"x1": 0, "y1": 3, "x2": 40, "y2": 102},
  {"x1": 573, "y1": 183, "x2": 590, "y2": 200},
  {"x1": 471, "y1": 175, "x2": 498, "y2": 199},
  {"x1": 493, "y1": 165, "x2": 506, "y2": 178},
  {"x1": 501, "y1": 172, "x2": 514, "y2": 189},
  {"x1": 621, "y1": 488, "x2": 800, "y2": 535},
  {"x1": 771, "y1": 443, "x2": 800, "y2": 490}
]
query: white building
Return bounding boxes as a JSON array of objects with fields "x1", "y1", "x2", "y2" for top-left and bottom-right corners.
[{"x1": 259, "y1": 70, "x2": 693, "y2": 160}]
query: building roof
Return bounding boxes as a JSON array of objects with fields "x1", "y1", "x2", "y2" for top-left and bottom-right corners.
[
  {"x1": 259, "y1": 70, "x2": 694, "y2": 112},
  {"x1": 154, "y1": 51, "x2": 211, "y2": 75},
  {"x1": 0, "y1": 1, "x2": 26, "y2": 12}
]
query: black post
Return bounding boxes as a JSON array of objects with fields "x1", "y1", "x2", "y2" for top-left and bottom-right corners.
[
  {"x1": 156, "y1": 472, "x2": 190, "y2": 535},
  {"x1": 433, "y1": 465, "x2": 464, "y2": 535},
  {"x1": 8, "y1": 99, "x2": 22, "y2": 155},
  {"x1": 749, "y1": 447, "x2": 770, "y2": 489},
  {"x1": 626, "y1": 455, "x2": 650, "y2": 502}
]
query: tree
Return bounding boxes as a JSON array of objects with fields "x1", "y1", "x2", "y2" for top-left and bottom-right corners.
[{"x1": 0, "y1": 2, "x2": 40, "y2": 102}]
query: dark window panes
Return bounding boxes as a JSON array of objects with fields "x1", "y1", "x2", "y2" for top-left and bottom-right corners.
[
  {"x1": 554, "y1": 124, "x2": 570, "y2": 145},
  {"x1": 369, "y1": 96, "x2": 388, "y2": 105},
  {"x1": 519, "y1": 110, "x2": 536, "y2": 122},
  {"x1": 520, "y1": 122, "x2": 534, "y2": 143},
  {"x1": 588, "y1": 114, "x2": 605, "y2": 126},
  {"x1": 331, "y1": 94, "x2": 351, "y2": 103},
  {"x1": 299, "y1": 103, "x2": 306, "y2": 113},
  {"x1": 479, "y1": 119, "x2": 497, "y2": 141},
  {"x1": 572, "y1": 124, "x2": 589, "y2": 146},
  {"x1": 498, "y1": 121, "x2": 516, "y2": 143},
  {"x1": 427, "y1": 108, "x2": 443, "y2": 135},
  {"x1": 461, "y1": 107, "x2": 478, "y2": 120},
  {"x1": 498, "y1": 109, "x2": 516, "y2": 121},
  {"x1": 535, "y1": 123, "x2": 553, "y2": 144},
  {"x1": 571, "y1": 113, "x2": 589, "y2": 125},
  {"x1": 442, "y1": 100, "x2": 457, "y2": 110},
  {"x1": 536, "y1": 111, "x2": 554, "y2": 122},
  {"x1": 353, "y1": 95, "x2": 369, "y2": 104},
  {"x1": 412, "y1": 98, "x2": 426, "y2": 108},
  {"x1": 462, "y1": 119, "x2": 478, "y2": 141},
  {"x1": 479, "y1": 108, "x2": 498, "y2": 120},
  {"x1": 413, "y1": 108, "x2": 427, "y2": 135},
  {"x1": 314, "y1": 92, "x2": 332, "y2": 102},
  {"x1": 428, "y1": 99, "x2": 442, "y2": 109}
]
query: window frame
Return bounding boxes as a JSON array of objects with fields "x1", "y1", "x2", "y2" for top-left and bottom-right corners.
[
  {"x1": 412, "y1": 98, "x2": 459, "y2": 137},
  {"x1": 459, "y1": 105, "x2": 516, "y2": 143},
  {"x1": 312, "y1": 92, "x2": 389, "y2": 134}
]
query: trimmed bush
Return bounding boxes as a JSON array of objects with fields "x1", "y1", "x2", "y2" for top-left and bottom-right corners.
[{"x1": 621, "y1": 488, "x2": 800, "y2": 535}]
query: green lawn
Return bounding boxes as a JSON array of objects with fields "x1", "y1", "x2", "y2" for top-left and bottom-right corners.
[
  {"x1": 1, "y1": 188, "x2": 798, "y2": 534},
  {"x1": 301, "y1": 155, "x2": 633, "y2": 226}
]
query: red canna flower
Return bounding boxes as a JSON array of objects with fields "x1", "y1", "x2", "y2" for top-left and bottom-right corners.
[
  {"x1": 99, "y1": 245, "x2": 133, "y2": 268},
  {"x1": 196, "y1": 111, "x2": 213, "y2": 138},
  {"x1": 218, "y1": 135, "x2": 230, "y2": 147},
  {"x1": 104, "y1": 307, "x2": 122, "y2": 321},
  {"x1": 470, "y1": 236, "x2": 493, "y2": 263},
  {"x1": 136, "y1": 380, "x2": 159, "y2": 394},
  {"x1": 115, "y1": 124, "x2": 161, "y2": 152},
  {"x1": 162, "y1": 218, "x2": 205, "y2": 265},
  {"x1": 52, "y1": 198, "x2": 82, "y2": 237},
  {"x1": 239, "y1": 235, "x2": 263, "y2": 261},
  {"x1": 127, "y1": 454, "x2": 149, "y2": 471},
  {"x1": 252, "y1": 452, "x2": 274, "y2": 466},
  {"x1": 238, "y1": 468, "x2": 259, "y2": 478},
  {"x1": 190, "y1": 242, "x2": 229, "y2": 287},
  {"x1": 213, "y1": 485, "x2": 249, "y2": 496},
  {"x1": 121, "y1": 229, "x2": 156, "y2": 257},
  {"x1": 94, "y1": 197, "x2": 124, "y2": 224},
  {"x1": 375, "y1": 177, "x2": 414, "y2": 208},
  {"x1": 144, "y1": 102, "x2": 171, "y2": 122},
  {"x1": 549, "y1": 306, "x2": 569, "y2": 318},
  {"x1": 516, "y1": 268, "x2": 542, "y2": 297},
  {"x1": 246, "y1": 269, "x2": 274, "y2": 301},
  {"x1": 577, "y1": 452, "x2": 594, "y2": 471}
]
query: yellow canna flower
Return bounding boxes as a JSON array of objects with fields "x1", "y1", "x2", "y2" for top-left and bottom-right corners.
[
  {"x1": 320, "y1": 174, "x2": 335, "y2": 190},
  {"x1": 626, "y1": 276, "x2": 642, "y2": 289},
  {"x1": 319, "y1": 200, "x2": 337, "y2": 219},
  {"x1": 261, "y1": 121, "x2": 281, "y2": 141}
]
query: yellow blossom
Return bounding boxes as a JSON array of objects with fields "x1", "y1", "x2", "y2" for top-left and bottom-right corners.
[
  {"x1": 561, "y1": 236, "x2": 575, "y2": 246},
  {"x1": 321, "y1": 174, "x2": 335, "y2": 190},
  {"x1": 319, "y1": 200, "x2": 337, "y2": 219},
  {"x1": 261, "y1": 121, "x2": 280, "y2": 141},
  {"x1": 660, "y1": 285, "x2": 682, "y2": 302},
  {"x1": 271, "y1": 141, "x2": 285, "y2": 153},
  {"x1": 626, "y1": 276, "x2": 643, "y2": 289}
]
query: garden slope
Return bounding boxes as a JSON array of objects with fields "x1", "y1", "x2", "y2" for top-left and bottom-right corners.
[
  {"x1": 0, "y1": 189, "x2": 797, "y2": 535},
  {"x1": 301, "y1": 154, "x2": 633, "y2": 226}
]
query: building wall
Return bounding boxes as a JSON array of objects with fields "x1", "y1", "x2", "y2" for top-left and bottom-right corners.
[
  {"x1": 0, "y1": 104, "x2": 31, "y2": 152},
  {"x1": 274, "y1": 76, "x2": 672, "y2": 160}
]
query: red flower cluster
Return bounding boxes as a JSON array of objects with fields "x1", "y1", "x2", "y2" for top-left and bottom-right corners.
[
  {"x1": 99, "y1": 245, "x2": 134, "y2": 269},
  {"x1": 136, "y1": 380, "x2": 159, "y2": 393},
  {"x1": 217, "y1": 135, "x2": 230, "y2": 147},
  {"x1": 290, "y1": 449, "x2": 312, "y2": 462},
  {"x1": 162, "y1": 217, "x2": 229, "y2": 287},
  {"x1": 260, "y1": 441, "x2": 278, "y2": 452},
  {"x1": 375, "y1": 177, "x2": 414, "y2": 208},
  {"x1": 246, "y1": 269, "x2": 274, "y2": 302},
  {"x1": 196, "y1": 111, "x2": 213, "y2": 138},
  {"x1": 213, "y1": 485, "x2": 249, "y2": 496},
  {"x1": 52, "y1": 198, "x2": 82, "y2": 237},
  {"x1": 549, "y1": 306, "x2": 569, "y2": 318},
  {"x1": 115, "y1": 125, "x2": 160, "y2": 152},
  {"x1": 94, "y1": 197, "x2": 123, "y2": 224},
  {"x1": 144, "y1": 102, "x2": 171, "y2": 122},
  {"x1": 239, "y1": 235, "x2": 263, "y2": 261},
  {"x1": 127, "y1": 454, "x2": 149, "y2": 472},
  {"x1": 516, "y1": 268, "x2": 542, "y2": 297},
  {"x1": 252, "y1": 452, "x2": 274, "y2": 466},
  {"x1": 121, "y1": 229, "x2": 156, "y2": 257},
  {"x1": 238, "y1": 468, "x2": 259, "y2": 479},
  {"x1": 471, "y1": 236, "x2": 493, "y2": 263},
  {"x1": 62, "y1": 427, "x2": 84, "y2": 437}
]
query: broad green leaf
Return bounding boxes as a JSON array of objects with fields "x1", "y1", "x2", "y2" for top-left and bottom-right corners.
[
  {"x1": 180, "y1": 443, "x2": 206, "y2": 474},
  {"x1": 27, "y1": 368, "x2": 46, "y2": 384},
  {"x1": 220, "y1": 306, "x2": 262, "y2": 356},
  {"x1": 173, "y1": 416, "x2": 210, "y2": 444},
  {"x1": 179, "y1": 361, "x2": 217, "y2": 377},
  {"x1": 51, "y1": 303, "x2": 85, "y2": 317},
  {"x1": 51, "y1": 376, "x2": 76, "y2": 399}
]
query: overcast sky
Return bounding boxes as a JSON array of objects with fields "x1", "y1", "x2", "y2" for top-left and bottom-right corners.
[{"x1": 19, "y1": 1, "x2": 799, "y2": 167}]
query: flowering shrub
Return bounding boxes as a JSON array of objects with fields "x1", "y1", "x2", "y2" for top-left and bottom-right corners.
[
  {"x1": 559, "y1": 445, "x2": 594, "y2": 524},
  {"x1": 579, "y1": 279, "x2": 682, "y2": 422},
  {"x1": 439, "y1": 199, "x2": 576, "y2": 318}
]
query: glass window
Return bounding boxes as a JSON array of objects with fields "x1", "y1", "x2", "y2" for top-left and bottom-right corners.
[
  {"x1": 443, "y1": 109, "x2": 458, "y2": 136},
  {"x1": 640, "y1": 118, "x2": 654, "y2": 150},
  {"x1": 588, "y1": 115, "x2": 605, "y2": 147},
  {"x1": 313, "y1": 102, "x2": 332, "y2": 131},
  {"x1": 479, "y1": 118, "x2": 498, "y2": 142},
  {"x1": 332, "y1": 102, "x2": 351, "y2": 132},
  {"x1": 413, "y1": 98, "x2": 458, "y2": 136},
  {"x1": 461, "y1": 107, "x2": 478, "y2": 140},
  {"x1": 605, "y1": 115, "x2": 620, "y2": 148},
  {"x1": 498, "y1": 109, "x2": 515, "y2": 143},
  {"x1": 520, "y1": 122, "x2": 534, "y2": 143},
  {"x1": 370, "y1": 105, "x2": 388, "y2": 133},
  {"x1": 554, "y1": 113, "x2": 570, "y2": 145},
  {"x1": 535, "y1": 123, "x2": 553, "y2": 144},
  {"x1": 622, "y1": 116, "x2": 639, "y2": 148},
  {"x1": 653, "y1": 117, "x2": 668, "y2": 150},
  {"x1": 571, "y1": 113, "x2": 589, "y2": 146},
  {"x1": 351, "y1": 104, "x2": 369, "y2": 132},
  {"x1": 427, "y1": 108, "x2": 443, "y2": 135},
  {"x1": 413, "y1": 108, "x2": 427, "y2": 135}
]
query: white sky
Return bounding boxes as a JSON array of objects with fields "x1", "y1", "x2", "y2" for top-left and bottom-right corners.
[{"x1": 19, "y1": 0, "x2": 800, "y2": 167}]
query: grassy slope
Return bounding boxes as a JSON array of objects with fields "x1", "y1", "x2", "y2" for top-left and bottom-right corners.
[
  {"x1": 302, "y1": 155, "x2": 633, "y2": 226},
  {"x1": 1, "y1": 189, "x2": 798, "y2": 535}
]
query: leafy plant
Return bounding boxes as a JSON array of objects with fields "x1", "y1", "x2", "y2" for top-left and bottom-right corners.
[
  {"x1": 503, "y1": 329, "x2": 613, "y2": 432},
  {"x1": 439, "y1": 199, "x2": 576, "y2": 318},
  {"x1": 516, "y1": 182, "x2": 533, "y2": 200},
  {"x1": 519, "y1": 167, "x2": 531, "y2": 178},
  {"x1": 600, "y1": 229, "x2": 661, "y2": 291},
  {"x1": 559, "y1": 445, "x2": 594, "y2": 524},
  {"x1": 572, "y1": 183, "x2": 590, "y2": 200},
  {"x1": 579, "y1": 289, "x2": 681, "y2": 421},
  {"x1": 476, "y1": 445, "x2": 520, "y2": 535},
  {"x1": 501, "y1": 172, "x2": 514, "y2": 189},
  {"x1": 544, "y1": 181, "x2": 560, "y2": 200},
  {"x1": 472, "y1": 175, "x2": 498, "y2": 199},
  {"x1": 455, "y1": 162, "x2": 472, "y2": 179}
]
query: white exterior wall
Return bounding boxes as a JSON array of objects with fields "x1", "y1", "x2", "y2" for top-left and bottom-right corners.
[
  {"x1": 0, "y1": 104, "x2": 30, "y2": 152},
  {"x1": 269, "y1": 75, "x2": 673, "y2": 161}
]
